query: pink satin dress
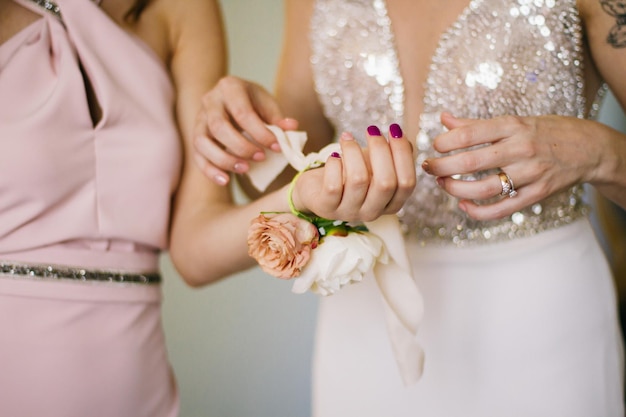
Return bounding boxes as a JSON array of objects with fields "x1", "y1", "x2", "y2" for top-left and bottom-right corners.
[{"x1": 0, "y1": 0, "x2": 182, "y2": 416}]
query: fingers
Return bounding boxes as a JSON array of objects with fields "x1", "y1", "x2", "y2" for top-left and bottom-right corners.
[
  {"x1": 423, "y1": 114, "x2": 532, "y2": 180},
  {"x1": 424, "y1": 139, "x2": 526, "y2": 178},
  {"x1": 335, "y1": 132, "x2": 371, "y2": 217},
  {"x1": 214, "y1": 76, "x2": 282, "y2": 152},
  {"x1": 291, "y1": 150, "x2": 344, "y2": 220},
  {"x1": 316, "y1": 150, "x2": 344, "y2": 212},
  {"x1": 434, "y1": 113, "x2": 523, "y2": 153},
  {"x1": 295, "y1": 124, "x2": 415, "y2": 223},
  {"x1": 351, "y1": 127, "x2": 396, "y2": 220},
  {"x1": 361, "y1": 124, "x2": 416, "y2": 217},
  {"x1": 193, "y1": 76, "x2": 292, "y2": 185},
  {"x1": 386, "y1": 124, "x2": 417, "y2": 212},
  {"x1": 424, "y1": 114, "x2": 558, "y2": 220},
  {"x1": 437, "y1": 168, "x2": 527, "y2": 201},
  {"x1": 456, "y1": 179, "x2": 549, "y2": 221}
]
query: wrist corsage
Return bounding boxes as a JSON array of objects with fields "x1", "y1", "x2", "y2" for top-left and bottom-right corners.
[
  {"x1": 245, "y1": 125, "x2": 425, "y2": 386},
  {"x1": 247, "y1": 165, "x2": 388, "y2": 296}
]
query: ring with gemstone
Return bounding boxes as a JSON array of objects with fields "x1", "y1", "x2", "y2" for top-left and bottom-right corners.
[{"x1": 498, "y1": 171, "x2": 518, "y2": 198}]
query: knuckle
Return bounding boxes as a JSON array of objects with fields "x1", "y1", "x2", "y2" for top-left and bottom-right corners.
[
  {"x1": 205, "y1": 114, "x2": 227, "y2": 137},
  {"x1": 503, "y1": 115, "x2": 524, "y2": 128},
  {"x1": 457, "y1": 127, "x2": 475, "y2": 148},
  {"x1": 321, "y1": 181, "x2": 343, "y2": 197},
  {"x1": 347, "y1": 173, "x2": 370, "y2": 188},
  {"x1": 192, "y1": 135, "x2": 206, "y2": 153},
  {"x1": 218, "y1": 75, "x2": 240, "y2": 90},
  {"x1": 229, "y1": 104, "x2": 251, "y2": 123},
  {"x1": 518, "y1": 140, "x2": 538, "y2": 159},
  {"x1": 460, "y1": 153, "x2": 480, "y2": 172},
  {"x1": 397, "y1": 175, "x2": 416, "y2": 191},
  {"x1": 208, "y1": 153, "x2": 235, "y2": 171},
  {"x1": 373, "y1": 177, "x2": 397, "y2": 194},
  {"x1": 478, "y1": 181, "x2": 496, "y2": 199}
]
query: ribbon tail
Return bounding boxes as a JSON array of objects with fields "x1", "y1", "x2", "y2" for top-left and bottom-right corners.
[
  {"x1": 246, "y1": 126, "x2": 308, "y2": 192},
  {"x1": 367, "y1": 215, "x2": 425, "y2": 385}
]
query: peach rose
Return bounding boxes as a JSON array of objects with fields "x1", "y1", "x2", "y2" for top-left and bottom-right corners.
[{"x1": 247, "y1": 213, "x2": 320, "y2": 279}]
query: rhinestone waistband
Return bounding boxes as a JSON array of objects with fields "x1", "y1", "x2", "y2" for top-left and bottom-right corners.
[
  {"x1": 399, "y1": 197, "x2": 589, "y2": 247},
  {"x1": 0, "y1": 262, "x2": 160, "y2": 284}
]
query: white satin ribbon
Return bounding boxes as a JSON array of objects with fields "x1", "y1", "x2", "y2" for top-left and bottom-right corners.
[{"x1": 247, "y1": 125, "x2": 425, "y2": 385}]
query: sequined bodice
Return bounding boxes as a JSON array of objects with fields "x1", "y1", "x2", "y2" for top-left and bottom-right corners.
[{"x1": 310, "y1": 0, "x2": 598, "y2": 246}]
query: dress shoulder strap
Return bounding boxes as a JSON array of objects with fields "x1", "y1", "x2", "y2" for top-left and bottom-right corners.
[
  {"x1": 25, "y1": 0, "x2": 101, "y2": 19},
  {"x1": 26, "y1": 0, "x2": 62, "y2": 18}
]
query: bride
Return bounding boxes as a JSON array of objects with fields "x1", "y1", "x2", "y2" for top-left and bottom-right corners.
[{"x1": 192, "y1": 0, "x2": 625, "y2": 415}]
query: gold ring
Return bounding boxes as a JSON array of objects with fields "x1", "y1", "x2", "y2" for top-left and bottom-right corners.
[{"x1": 498, "y1": 172, "x2": 517, "y2": 198}]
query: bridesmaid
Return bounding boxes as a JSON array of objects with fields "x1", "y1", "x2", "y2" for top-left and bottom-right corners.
[{"x1": 0, "y1": 0, "x2": 225, "y2": 415}]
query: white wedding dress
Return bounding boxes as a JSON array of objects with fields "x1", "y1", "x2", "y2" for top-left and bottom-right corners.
[{"x1": 308, "y1": 0, "x2": 625, "y2": 415}]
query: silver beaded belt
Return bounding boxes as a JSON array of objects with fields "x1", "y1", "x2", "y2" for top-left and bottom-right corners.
[{"x1": 0, "y1": 262, "x2": 161, "y2": 284}]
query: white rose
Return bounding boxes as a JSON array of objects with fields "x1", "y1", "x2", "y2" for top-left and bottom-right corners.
[{"x1": 291, "y1": 231, "x2": 388, "y2": 296}]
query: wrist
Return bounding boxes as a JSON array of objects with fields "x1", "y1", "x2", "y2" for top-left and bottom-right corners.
[
  {"x1": 288, "y1": 169, "x2": 314, "y2": 221},
  {"x1": 588, "y1": 122, "x2": 624, "y2": 186}
]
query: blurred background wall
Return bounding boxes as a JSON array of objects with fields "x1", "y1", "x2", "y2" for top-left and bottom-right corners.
[{"x1": 161, "y1": 1, "x2": 626, "y2": 416}]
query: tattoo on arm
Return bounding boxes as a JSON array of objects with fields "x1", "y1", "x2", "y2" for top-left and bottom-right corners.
[{"x1": 600, "y1": 0, "x2": 626, "y2": 48}]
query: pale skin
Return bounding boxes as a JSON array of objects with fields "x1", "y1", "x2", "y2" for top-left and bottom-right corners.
[
  {"x1": 0, "y1": 0, "x2": 398, "y2": 286},
  {"x1": 177, "y1": 116, "x2": 414, "y2": 285},
  {"x1": 194, "y1": 0, "x2": 626, "y2": 223},
  {"x1": 179, "y1": 3, "x2": 415, "y2": 286}
]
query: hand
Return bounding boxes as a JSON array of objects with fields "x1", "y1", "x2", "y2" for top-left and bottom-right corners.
[
  {"x1": 193, "y1": 76, "x2": 298, "y2": 185},
  {"x1": 422, "y1": 112, "x2": 603, "y2": 220},
  {"x1": 292, "y1": 124, "x2": 416, "y2": 223}
]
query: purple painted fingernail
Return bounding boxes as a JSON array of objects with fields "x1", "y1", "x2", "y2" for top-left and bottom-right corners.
[
  {"x1": 389, "y1": 123, "x2": 403, "y2": 138},
  {"x1": 330, "y1": 151, "x2": 341, "y2": 158},
  {"x1": 367, "y1": 125, "x2": 382, "y2": 136}
]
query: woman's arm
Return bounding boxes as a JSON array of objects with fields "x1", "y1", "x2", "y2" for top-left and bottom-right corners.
[
  {"x1": 421, "y1": 0, "x2": 626, "y2": 220},
  {"x1": 167, "y1": 0, "x2": 415, "y2": 286},
  {"x1": 578, "y1": 0, "x2": 626, "y2": 207}
]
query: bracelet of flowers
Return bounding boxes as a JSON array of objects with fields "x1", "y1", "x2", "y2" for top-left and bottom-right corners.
[{"x1": 247, "y1": 165, "x2": 388, "y2": 296}]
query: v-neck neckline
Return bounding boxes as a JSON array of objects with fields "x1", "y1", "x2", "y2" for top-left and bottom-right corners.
[{"x1": 380, "y1": 0, "x2": 487, "y2": 129}]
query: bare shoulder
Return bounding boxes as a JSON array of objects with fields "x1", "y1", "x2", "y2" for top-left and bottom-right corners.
[
  {"x1": 577, "y1": 0, "x2": 626, "y2": 49},
  {"x1": 99, "y1": 0, "x2": 222, "y2": 66},
  {"x1": 0, "y1": 1, "x2": 40, "y2": 45},
  {"x1": 577, "y1": 0, "x2": 626, "y2": 106}
]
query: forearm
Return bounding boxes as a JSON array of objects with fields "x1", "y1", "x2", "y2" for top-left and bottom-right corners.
[
  {"x1": 587, "y1": 121, "x2": 626, "y2": 209},
  {"x1": 169, "y1": 183, "x2": 291, "y2": 287}
]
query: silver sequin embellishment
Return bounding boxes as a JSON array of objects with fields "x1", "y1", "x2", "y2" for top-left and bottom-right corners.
[
  {"x1": 311, "y1": 0, "x2": 598, "y2": 246},
  {"x1": 27, "y1": 0, "x2": 101, "y2": 19},
  {"x1": 0, "y1": 261, "x2": 160, "y2": 284}
]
